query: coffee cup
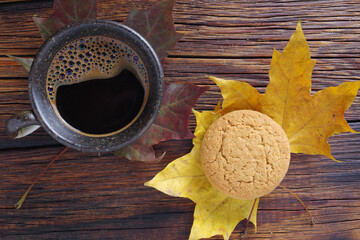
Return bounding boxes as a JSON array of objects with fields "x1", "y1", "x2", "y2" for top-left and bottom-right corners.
[{"x1": 5, "y1": 19, "x2": 164, "y2": 152}]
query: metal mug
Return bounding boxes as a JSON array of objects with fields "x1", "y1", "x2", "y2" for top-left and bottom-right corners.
[{"x1": 5, "y1": 19, "x2": 164, "y2": 152}]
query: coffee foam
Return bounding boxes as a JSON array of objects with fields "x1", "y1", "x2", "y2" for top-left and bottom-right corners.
[{"x1": 46, "y1": 36, "x2": 149, "y2": 103}]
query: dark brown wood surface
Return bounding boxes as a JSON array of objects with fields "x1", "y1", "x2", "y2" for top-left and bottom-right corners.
[{"x1": 1, "y1": 0, "x2": 360, "y2": 239}]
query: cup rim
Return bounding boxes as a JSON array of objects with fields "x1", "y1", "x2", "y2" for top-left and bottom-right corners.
[{"x1": 28, "y1": 19, "x2": 164, "y2": 152}]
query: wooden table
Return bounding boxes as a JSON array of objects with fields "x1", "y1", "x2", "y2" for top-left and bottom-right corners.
[{"x1": 1, "y1": 0, "x2": 359, "y2": 239}]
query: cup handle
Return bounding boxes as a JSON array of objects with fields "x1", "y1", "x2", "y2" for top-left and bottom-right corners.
[{"x1": 5, "y1": 110, "x2": 40, "y2": 139}]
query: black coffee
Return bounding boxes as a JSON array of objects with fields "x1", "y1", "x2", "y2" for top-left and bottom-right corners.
[
  {"x1": 46, "y1": 36, "x2": 149, "y2": 135},
  {"x1": 56, "y1": 70, "x2": 144, "y2": 134}
]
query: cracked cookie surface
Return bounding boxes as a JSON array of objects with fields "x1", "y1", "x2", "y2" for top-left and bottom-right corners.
[{"x1": 200, "y1": 110, "x2": 290, "y2": 200}]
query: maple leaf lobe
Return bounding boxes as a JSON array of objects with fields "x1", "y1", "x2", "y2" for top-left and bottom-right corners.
[
  {"x1": 262, "y1": 21, "x2": 360, "y2": 161},
  {"x1": 124, "y1": 0, "x2": 182, "y2": 62},
  {"x1": 34, "y1": 0, "x2": 97, "y2": 41},
  {"x1": 114, "y1": 83, "x2": 208, "y2": 162},
  {"x1": 7, "y1": 55, "x2": 34, "y2": 71}
]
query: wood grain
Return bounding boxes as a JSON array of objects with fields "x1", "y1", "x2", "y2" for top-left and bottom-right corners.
[{"x1": 1, "y1": 0, "x2": 360, "y2": 239}]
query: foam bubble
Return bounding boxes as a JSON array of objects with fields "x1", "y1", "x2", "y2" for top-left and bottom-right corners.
[{"x1": 46, "y1": 36, "x2": 149, "y2": 104}]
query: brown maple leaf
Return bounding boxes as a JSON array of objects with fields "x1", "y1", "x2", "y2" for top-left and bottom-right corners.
[
  {"x1": 9, "y1": 0, "x2": 205, "y2": 162},
  {"x1": 115, "y1": 83, "x2": 208, "y2": 161},
  {"x1": 33, "y1": 0, "x2": 97, "y2": 41},
  {"x1": 124, "y1": 0, "x2": 182, "y2": 62}
]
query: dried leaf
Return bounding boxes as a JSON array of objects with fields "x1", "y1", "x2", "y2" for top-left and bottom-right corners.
[
  {"x1": 33, "y1": 0, "x2": 97, "y2": 41},
  {"x1": 115, "y1": 0, "x2": 201, "y2": 161},
  {"x1": 147, "y1": 21, "x2": 360, "y2": 240},
  {"x1": 124, "y1": 0, "x2": 182, "y2": 62},
  {"x1": 214, "y1": 21, "x2": 360, "y2": 161},
  {"x1": 210, "y1": 76, "x2": 261, "y2": 114},
  {"x1": 114, "y1": 83, "x2": 208, "y2": 162},
  {"x1": 7, "y1": 55, "x2": 33, "y2": 71},
  {"x1": 146, "y1": 109, "x2": 258, "y2": 240},
  {"x1": 28, "y1": 0, "x2": 202, "y2": 162},
  {"x1": 260, "y1": 21, "x2": 360, "y2": 160}
]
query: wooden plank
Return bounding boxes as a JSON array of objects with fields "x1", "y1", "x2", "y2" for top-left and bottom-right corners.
[
  {"x1": 0, "y1": 141, "x2": 359, "y2": 239},
  {"x1": 0, "y1": 1, "x2": 360, "y2": 58},
  {"x1": 3, "y1": 56, "x2": 360, "y2": 84},
  {"x1": 0, "y1": 0, "x2": 34, "y2": 3}
]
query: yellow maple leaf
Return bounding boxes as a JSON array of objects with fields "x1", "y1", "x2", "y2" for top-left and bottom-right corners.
[
  {"x1": 146, "y1": 21, "x2": 360, "y2": 240},
  {"x1": 146, "y1": 109, "x2": 258, "y2": 240},
  {"x1": 211, "y1": 78, "x2": 262, "y2": 114},
  {"x1": 213, "y1": 21, "x2": 360, "y2": 161}
]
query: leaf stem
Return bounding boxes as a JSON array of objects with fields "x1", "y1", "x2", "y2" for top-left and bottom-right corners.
[
  {"x1": 241, "y1": 197, "x2": 259, "y2": 237},
  {"x1": 15, "y1": 147, "x2": 69, "y2": 209},
  {"x1": 278, "y1": 184, "x2": 316, "y2": 225}
]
